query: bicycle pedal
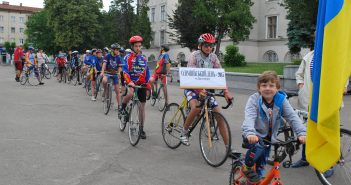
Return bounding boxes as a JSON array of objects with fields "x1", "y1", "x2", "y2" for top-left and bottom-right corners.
[{"x1": 282, "y1": 161, "x2": 291, "y2": 168}]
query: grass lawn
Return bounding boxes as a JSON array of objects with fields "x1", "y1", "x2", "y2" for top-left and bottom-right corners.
[{"x1": 224, "y1": 63, "x2": 290, "y2": 75}]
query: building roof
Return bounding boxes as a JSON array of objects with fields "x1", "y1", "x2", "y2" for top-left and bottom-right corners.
[{"x1": 0, "y1": 2, "x2": 42, "y2": 13}]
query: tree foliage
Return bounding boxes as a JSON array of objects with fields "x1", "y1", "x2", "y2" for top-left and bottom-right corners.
[
  {"x1": 170, "y1": 0, "x2": 255, "y2": 54},
  {"x1": 224, "y1": 44, "x2": 246, "y2": 67},
  {"x1": 25, "y1": 10, "x2": 56, "y2": 54},
  {"x1": 283, "y1": 0, "x2": 318, "y2": 54},
  {"x1": 132, "y1": 0, "x2": 152, "y2": 48}
]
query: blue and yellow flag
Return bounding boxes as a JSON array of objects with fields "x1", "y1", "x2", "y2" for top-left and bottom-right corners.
[{"x1": 306, "y1": 0, "x2": 351, "y2": 173}]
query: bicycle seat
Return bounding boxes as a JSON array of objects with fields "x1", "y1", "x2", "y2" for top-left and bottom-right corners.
[
  {"x1": 283, "y1": 90, "x2": 298, "y2": 99},
  {"x1": 230, "y1": 150, "x2": 242, "y2": 160}
]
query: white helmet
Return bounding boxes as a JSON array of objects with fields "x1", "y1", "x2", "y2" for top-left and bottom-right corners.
[
  {"x1": 125, "y1": 49, "x2": 132, "y2": 53},
  {"x1": 86, "y1": 50, "x2": 91, "y2": 53}
]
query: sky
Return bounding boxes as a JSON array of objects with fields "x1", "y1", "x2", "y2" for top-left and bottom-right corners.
[{"x1": 7, "y1": 0, "x2": 111, "y2": 11}]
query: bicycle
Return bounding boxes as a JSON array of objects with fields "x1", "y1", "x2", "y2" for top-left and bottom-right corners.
[
  {"x1": 39, "y1": 63, "x2": 51, "y2": 80},
  {"x1": 68, "y1": 65, "x2": 80, "y2": 86},
  {"x1": 20, "y1": 65, "x2": 40, "y2": 86},
  {"x1": 102, "y1": 73, "x2": 116, "y2": 115},
  {"x1": 118, "y1": 85, "x2": 147, "y2": 146},
  {"x1": 229, "y1": 138, "x2": 301, "y2": 185},
  {"x1": 150, "y1": 74, "x2": 168, "y2": 111},
  {"x1": 161, "y1": 91, "x2": 233, "y2": 167}
]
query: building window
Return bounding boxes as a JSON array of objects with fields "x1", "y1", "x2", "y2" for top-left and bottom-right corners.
[
  {"x1": 11, "y1": 27, "x2": 15, "y2": 33},
  {"x1": 161, "y1": 5, "x2": 166, "y2": 21},
  {"x1": 20, "y1": 28, "x2": 24, "y2": 33},
  {"x1": 267, "y1": 16, "x2": 277, "y2": 39},
  {"x1": 19, "y1": 17, "x2": 24, "y2": 23},
  {"x1": 11, "y1": 16, "x2": 15, "y2": 22},
  {"x1": 151, "y1": 31, "x2": 155, "y2": 46},
  {"x1": 0, "y1": 37, "x2": 4, "y2": 44},
  {"x1": 151, "y1": 8, "x2": 155, "y2": 22},
  {"x1": 0, "y1": 15, "x2": 3, "y2": 21},
  {"x1": 263, "y1": 50, "x2": 279, "y2": 62},
  {"x1": 0, "y1": 26, "x2": 3, "y2": 33},
  {"x1": 19, "y1": 39, "x2": 24, "y2": 44},
  {"x1": 160, "y1": 30, "x2": 165, "y2": 45}
]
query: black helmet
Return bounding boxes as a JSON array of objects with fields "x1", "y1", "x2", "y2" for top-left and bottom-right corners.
[
  {"x1": 111, "y1": 43, "x2": 121, "y2": 49},
  {"x1": 91, "y1": 48, "x2": 97, "y2": 53},
  {"x1": 161, "y1": 45, "x2": 170, "y2": 52}
]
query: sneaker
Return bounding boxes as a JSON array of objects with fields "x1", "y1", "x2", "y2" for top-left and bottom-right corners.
[
  {"x1": 291, "y1": 159, "x2": 309, "y2": 168},
  {"x1": 78, "y1": 82, "x2": 82, "y2": 85},
  {"x1": 39, "y1": 82, "x2": 44, "y2": 85},
  {"x1": 140, "y1": 130, "x2": 146, "y2": 139},
  {"x1": 242, "y1": 166, "x2": 261, "y2": 183},
  {"x1": 323, "y1": 167, "x2": 335, "y2": 178},
  {"x1": 91, "y1": 96, "x2": 96, "y2": 101}
]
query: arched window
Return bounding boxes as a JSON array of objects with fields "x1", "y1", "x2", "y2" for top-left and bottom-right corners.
[
  {"x1": 284, "y1": 51, "x2": 301, "y2": 62},
  {"x1": 263, "y1": 50, "x2": 278, "y2": 62}
]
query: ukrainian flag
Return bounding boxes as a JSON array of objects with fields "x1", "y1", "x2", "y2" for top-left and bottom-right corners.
[{"x1": 306, "y1": 0, "x2": 351, "y2": 172}]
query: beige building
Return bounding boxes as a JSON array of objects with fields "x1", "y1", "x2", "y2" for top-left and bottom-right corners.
[
  {"x1": 0, "y1": 1, "x2": 41, "y2": 46},
  {"x1": 143, "y1": 0, "x2": 309, "y2": 64}
]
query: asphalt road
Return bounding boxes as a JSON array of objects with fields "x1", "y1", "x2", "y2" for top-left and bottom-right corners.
[{"x1": 0, "y1": 65, "x2": 350, "y2": 185}]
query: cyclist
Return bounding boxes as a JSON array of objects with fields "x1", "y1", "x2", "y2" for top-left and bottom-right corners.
[
  {"x1": 36, "y1": 49, "x2": 48, "y2": 75},
  {"x1": 121, "y1": 35, "x2": 150, "y2": 139},
  {"x1": 71, "y1": 50, "x2": 82, "y2": 85},
  {"x1": 14, "y1": 45, "x2": 24, "y2": 82},
  {"x1": 25, "y1": 47, "x2": 44, "y2": 85},
  {"x1": 180, "y1": 33, "x2": 232, "y2": 145},
  {"x1": 56, "y1": 53, "x2": 67, "y2": 83},
  {"x1": 101, "y1": 43, "x2": 123, "y2": 110},
  {"x1": 241, "y1": 71, "x2": 306, "y2": 183},
  {"x1": 85, "y1": 49, "x2": 99, "y2": 101},
  {"x1": 148, "y1": 45, "x2": 171, "y2": 103}
]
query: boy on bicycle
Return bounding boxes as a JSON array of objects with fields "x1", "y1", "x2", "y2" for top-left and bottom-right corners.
[
  {"x1": 180, "y1": 33, "x2": 232, "y2": 146},
  {"x1": 101, "y1": 43, "x2": 123, "y2": 110},
  {"x1": 25, "y1": 47, "x2": 44, "y2": 85},
  {"x1": 241, "y1": 71, "x2": 306, "y2": 183},
  {"x1": 121, "y1": 35, "x2": 150, "y2": 139},
  {"x1": 148, "y1": 45, "x2": 171, "y2": 103}
]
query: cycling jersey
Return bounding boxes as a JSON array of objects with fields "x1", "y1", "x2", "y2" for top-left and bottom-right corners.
[
  {"x1": 71, "y1": 56, "x2": 80, "y2": 68},
  {"x1": 104, "y1": 53, "x2": 122, "y2": 74},
  {"x1": 25, "y1": 52, "x2": 36, "y2": 66},
  {"x1": 123, "y1": 52, "x2": 150, "y2": 85},
  {"x1": 155, "y1": 53, "x2": 169, "y2": 74},
  {"x1": 187, "y1": 50, "x2": 221, "y2": 68},
  {"x1": 95, "y1": 56, "x2": 103, "y2": 72}
]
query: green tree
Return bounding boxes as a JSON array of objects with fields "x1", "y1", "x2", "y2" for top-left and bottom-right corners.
[
  {"x1": 25, "y1": 10, "x2": 56, "y2": 54},
  {"x1": 132, "y1": 0, "x2": 152, "y2": 48},
  {"x1": 224, "y1": 45, "x2": 246, "y2": 67},
  {"x1": 193, "y1": 0, "x2": 255, "y2": 55},
  {"x1": 283, "y1": 0, "x2": 318, "y2": 54},
  {"x1": 44, "y1": 0, "x2": 102, "y2": 51},
  {"x1": 169, "y1": 0, "x2": 212, "y2": 51}
]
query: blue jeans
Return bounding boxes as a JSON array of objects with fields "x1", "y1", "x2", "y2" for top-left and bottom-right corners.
[{"x1": 243, "y1": 138, "x2": 270, "y2": 177}]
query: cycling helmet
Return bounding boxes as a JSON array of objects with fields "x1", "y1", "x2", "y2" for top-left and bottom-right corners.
[
  {"x1": 111, "y1": 43, "x2": 121, "y2": 49},
  {"x1": 161, "y1": 45, "x2": 170, "y2": 52},
  {"x1": 72, "y1": 50, "x2": 79, "y2": 54},
  {"x1": 28, "y1": 46, "x2": 34, "y2": 50},
  {"x1": 91, "y1": 48, "x2": 97, "y2": 53},
  {"x1": 198, "y1": 33, "x2": 216, "y2": 44},
  {"x1": 103, "y1": 47, "x2": 109, "y2": 52},
  {"x1": 119, "y1": 47, "x2": 125, "y2": 53},
  {"x1": 125, "y1": 49, "x2": 132, "y2": 53},
  {"x1": 86, "y1": 50, "x2": 91, "y2": 53},
  {"x1": 129, "y1": 35, "x2": 143, "y2": 44},
  {"x1": 96, "y1": 49, "x2": 102, "y2": 53}
]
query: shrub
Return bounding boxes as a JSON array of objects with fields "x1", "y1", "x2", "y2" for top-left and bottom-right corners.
[
  {"x1": 224, "y1": 45, "x2": 246, "y2": 67},
  {"x1": 292, "y1": 59, "x2": 302, "y2": 65}
]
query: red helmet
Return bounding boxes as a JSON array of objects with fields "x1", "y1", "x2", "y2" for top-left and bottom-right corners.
[
  {"x1": 129, "y1": 35, "x2": 143, "y2": 44},
  {"x1": 198, "y1": 33, "x2": 215, "y2": 44}
]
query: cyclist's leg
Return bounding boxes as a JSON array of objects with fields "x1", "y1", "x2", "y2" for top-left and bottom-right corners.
[
  {"x1": 242, "y1": 139, "x2": 267, "y2": 182},
  {"x1": 121, "y1": 86, "x2": 134, "y2": 111},
  {"x1": 183, "y1": 90, "x2": 201, "y2": 130},
  {"x1": 102, "y1": 75, "x2": 108, "y2": 97},
  {"x1": 162, "y1": 75, "x2": 168, "y2": 103},
  {"x1": 112, "y1": 76, "x2": 121, "y2": 106},
  {"x1": 213, "y1": 105, "x2": 230, "y2": 146},
  {"x1": 137, "y1": 88, "x2": 147, "y2": 139}
]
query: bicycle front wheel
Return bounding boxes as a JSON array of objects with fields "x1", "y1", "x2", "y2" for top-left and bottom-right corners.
[
  {"x1": 103, "y1": 83, "x2": 112, "y2": 115},
  {"x1": 199, "y1": 111, "x2": 231, "y2": 167},
  {"x1": 157, "y1": 85, "x2": 167, "y2": 112},
  {"x1": 20, "y1": 73, "x2": 27, "y2": 85},
  {"x1": 161, "y1": 103, "x2": 184, "y2": 149},
  {"x1": 315, "y1": 128, "x2": 351, "y2": 185},
  {"x1": 28, "y1": 70, "x2": 40, "y2": 86},
  {"x1": 85, "y1": 80, "x2": 91, "y2": 96},
  {"x1": 44, "y1": 68, "x2": 51, "y2": 79},
  {"x1": 128, "y1": 101, "x2": 141, "y2": 146}
]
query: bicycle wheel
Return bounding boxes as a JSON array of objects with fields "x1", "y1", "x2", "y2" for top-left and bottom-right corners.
[
  {"x1": 72, "y1": 71, "x2": 78, "y2": 86},
  {"x1": 199, "y1": 111, "x2": 231, "y2": 167},
  {"x1": 44, "y1": 68, "x2": 51, "y2": 79},
  {"x1": 146, "y1": 88, "x2": 151, "y2": 100},
  {"x1": 95, "y1": 77, "x2": 102, "y2": 99},
  {"x1": 85, "y1": 79, "x2": 91, "y2": 96},
  {"x1": 52, "y1": 67, "x2": 58, "y2": 77},
  {"x1": 157, "y1": 85, "x2": 167, "y2": 112},
  {"x1": 128, "y1": 101, "x2": 141, "y2": 146},
  {"x1": 150, "y1": 89, "x2": 156, "y2": 106},
  {"x1": 20, "y1": 72, "x2": 27, "y2": 85},
  {"x1": 103, "y1": 83, "x2": 112, "y2": 115},
  {"x1": 28, "y1": 70, "x2": 40, "y2": 86},
  {"x1": 161, "y1": 103, "x2": 184, "y2": 149},
  {"x1": 229, "y1": 161, "x2": 245, "y2": 185},
  {"x1": 315, "y1": 128, "x2": 351, "y2": 185}
]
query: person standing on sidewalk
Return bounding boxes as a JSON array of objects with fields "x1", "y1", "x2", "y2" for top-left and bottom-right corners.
[{"x1": 14, "y1": 45, "x2": 24, "y2": 82}]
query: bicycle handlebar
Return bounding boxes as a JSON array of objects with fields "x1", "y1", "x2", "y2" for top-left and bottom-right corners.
[{"x1": 196, "y1": 92, "x2": 233, "y2": 109}]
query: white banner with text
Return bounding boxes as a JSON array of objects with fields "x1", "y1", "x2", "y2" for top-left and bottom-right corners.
[{"x1": 179, "y1": 67, "x2": 227, "y2": 89}]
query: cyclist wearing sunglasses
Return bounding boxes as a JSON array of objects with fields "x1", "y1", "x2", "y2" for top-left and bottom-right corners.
[{"x1": 180, "y1": 33, "x2": 233, "y2": 145}]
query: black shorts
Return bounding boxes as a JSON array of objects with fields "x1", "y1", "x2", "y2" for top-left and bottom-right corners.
[
  {"x1": 136, "y1": 88, "x2": 147, "y2": 103},
  {"x1": 58, "y1": 66, "x2": 65, "y2": 74}
]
